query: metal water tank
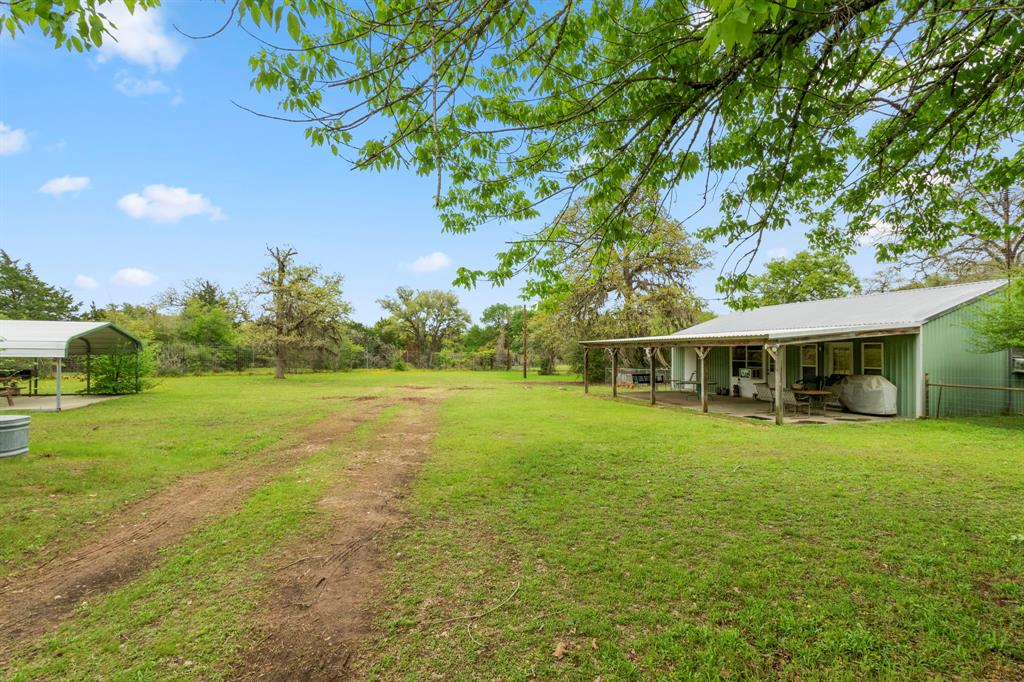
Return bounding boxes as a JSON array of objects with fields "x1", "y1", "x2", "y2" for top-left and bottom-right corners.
[{"x1": 0, "y1": 415, "x2": 30, "y2": 457}]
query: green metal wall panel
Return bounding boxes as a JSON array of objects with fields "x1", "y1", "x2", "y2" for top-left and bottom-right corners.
[
  {"x1": 922, "y1": 298, "x2": 1021, "y2": 417},
  {"x1": 708, "y1": 346, "x2": 732, "y2": 394}
]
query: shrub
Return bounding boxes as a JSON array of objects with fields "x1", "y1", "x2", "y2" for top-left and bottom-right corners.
[{"x1": 88, "y1": 344, "x2": 156, "y2": 394}]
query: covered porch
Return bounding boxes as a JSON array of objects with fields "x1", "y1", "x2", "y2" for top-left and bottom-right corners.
[{"x1": 580, "y1": 323, "x2": 921, "y2": 425}]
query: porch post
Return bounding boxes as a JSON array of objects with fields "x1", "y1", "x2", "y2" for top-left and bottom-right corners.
[
  {"x1": 86, "y1": 352, "x2": 92, "y2": 395},
  {"x1": 55, "y1": 357, "x2": 63, "y2": 412},
  {"x1": 608, "y1": 348, "x2": 618, "y2": 398},
  {"x1": 646, "y1": 347, "x2": 656, "y2": 405},
  {"x1": 696, "y1": 346, "x2": 710, "y2": 414},
  {"x1": 583, "y1": 347, "x2": 590, "y2": 394},
  {"x1": 770, "y1": 344, "x2": 784, "y2": 425}
]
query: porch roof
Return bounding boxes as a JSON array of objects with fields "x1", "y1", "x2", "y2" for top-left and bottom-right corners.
[{"x1": 580, "y1": 323, "x2": 920, "y2": 348}]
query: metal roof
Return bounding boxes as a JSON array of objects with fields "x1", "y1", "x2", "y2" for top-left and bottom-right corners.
[
  {"x1": 582, "y1": 279, "x2": 1007, "y2": 347},
  {"x1": 0, "y1": 320, "x2": 143, "y2": 358}
]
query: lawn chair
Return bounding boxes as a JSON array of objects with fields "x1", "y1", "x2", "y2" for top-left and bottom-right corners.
[
  {"x1": 754, "y1": 382, "x2": 774, "y2": 412},
  {"x1": 782, "y1": 388, "x2": 811, "y2": 416}
]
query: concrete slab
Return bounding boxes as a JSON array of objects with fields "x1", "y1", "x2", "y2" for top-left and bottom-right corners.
[
  {"x1": 0, "y1": 395, "x2": 123, "y2": 412},
  {"x1": 618, "y1": 391, "x2": 894, "y2": 425}
]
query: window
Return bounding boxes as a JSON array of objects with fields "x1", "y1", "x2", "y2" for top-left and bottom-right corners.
[
  {"x1": 731, "y1": 345, "x2": 764, "y2": 379},
  {"x1": 801, "y1": 344, "x2": 818, "y2": 379},
  {"x1": 862, "y1": 342, "x2": 884, "y2": 376},
  {"x1": 828, "y1": 342, "x2": 854, "y2": 375}
]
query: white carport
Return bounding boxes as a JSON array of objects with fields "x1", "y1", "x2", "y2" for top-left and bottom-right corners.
[{"x1": 0, "y1": 320, "x2": 143, "y2": 411}]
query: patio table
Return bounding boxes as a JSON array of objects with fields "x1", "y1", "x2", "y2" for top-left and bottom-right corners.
[{"x1": 793, "y1": 389, "x2": 832, "y2": 415}]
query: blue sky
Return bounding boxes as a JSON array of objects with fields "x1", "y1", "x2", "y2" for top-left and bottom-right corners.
[{"x1": 0, "y1": 3, "x2": 883, "y2": 323}]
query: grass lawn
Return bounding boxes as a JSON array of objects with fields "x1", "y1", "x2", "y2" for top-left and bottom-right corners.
[{"x1": 1, "y1": 371, "x2": 1021, "y2": 680}]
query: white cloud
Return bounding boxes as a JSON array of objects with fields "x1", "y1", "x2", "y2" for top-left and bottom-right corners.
[
  {"x1": 0, "y1": 122, "x2": 28, "y2": 155},
  {"x1": 406, "y1": 251, "x2": 453, "y2": 273},
  {"x1": 117, "y1": 184, "x2": 225, "y2": 223},
  {"x1": 115, "y1": 73, "x2": 169, "y2": 96},
  {"x1": 97, "y1": 5, "x2": 185, "y2": 70},
  {"x1": 44, "y1": 139, "x2": 67, "y2": 152},
  {"x1": 765, "y1": 247, "x2": 790, "y2": 260},
  {"x1": 857, "y1": 218, "x2": 895, "y2": 246},
  {"x1": 39, "y1": 175, "x2": 90, "y2": 196},
  {"x1": 74, "y1": 274, "x2": 99, "y2": 290},
  {"x1": 112, "y1": 268, "x2": 159, "y2": 287},
  {"x1": 170, "y1": 90, "x2": 184, "y2": 106}
]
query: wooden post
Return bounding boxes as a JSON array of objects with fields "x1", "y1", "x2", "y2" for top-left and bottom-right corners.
[
  {"x1": 583, "y1": 347, "x2": 590, "y2": 394},
  {"x1": 700, "y1": 348, "x2": 708, "y2": 411},
  {"x1": 770, "y1": 345, "x2": 784, "y2": 425},
  {"x1": 923, "y1": 372, "x2": 930, "y2": 418},
  {"x1": 609, "y1": 348, "x2": 618, "y2": 398},
  {"x1": 647, "y1": 347, "x2": 656, "y2": 405}
]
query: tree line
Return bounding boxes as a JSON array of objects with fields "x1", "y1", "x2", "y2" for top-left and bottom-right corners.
[{"x1": 2, "y1": 184, "x2": 1020, "y2": 384}]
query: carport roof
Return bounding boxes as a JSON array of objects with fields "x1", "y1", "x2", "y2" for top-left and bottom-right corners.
[
  {"x1": 0, "y1": 320, "x2": 142, "y2": 358},
  {"x1": 581, "y1": 279, "x2": 1007, "y2": 347}
]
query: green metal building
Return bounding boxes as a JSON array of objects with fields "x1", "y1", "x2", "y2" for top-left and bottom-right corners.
[{"x1": 582, "y1": 280, "x2": 1022, "y2": 419}]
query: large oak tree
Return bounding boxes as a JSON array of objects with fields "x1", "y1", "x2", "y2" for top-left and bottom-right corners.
[{"x1": 8, "y1": 0, "x2": 1022, "y2": 295}]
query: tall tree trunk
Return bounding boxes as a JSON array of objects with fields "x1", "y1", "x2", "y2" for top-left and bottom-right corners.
[{"x1": 274, "y1": 342, "x2": 286, "y2": 379}]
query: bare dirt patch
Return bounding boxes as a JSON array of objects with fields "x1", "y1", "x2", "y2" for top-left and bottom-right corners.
[
  {"x1": 0, "y1": 402, "x2": 390, "y2": 657},
  {"x1": 237, "y1": 396, "x2": 442, "y2": 681}
]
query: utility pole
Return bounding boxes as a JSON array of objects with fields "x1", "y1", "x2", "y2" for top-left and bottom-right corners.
[{"x1": 522, "y1": 304, "x2": 528, "y2": 379}]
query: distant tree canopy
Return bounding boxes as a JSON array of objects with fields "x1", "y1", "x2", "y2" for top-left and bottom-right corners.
[
  {"x1": 0, "y1": 250, "x2": 80, "y2": 320},
  {"x1": 729, "y1": 250, "x2": 862, "y2": 310},
  {"x1": 377, "y1": 287, "x2": 471, "y2": 366},
  {"x1": 7, "y1": 0, "x2": 1021, "y2": 297},
  {"x1": 970, "y1": 278, "x2": 1024, "y2": 354},
  {"x1": 543, "y1": 192, "x2": 711, "y2": 336},
  {"x1": 867, "y1": 184, "x2": 1024, "y2": 291}
]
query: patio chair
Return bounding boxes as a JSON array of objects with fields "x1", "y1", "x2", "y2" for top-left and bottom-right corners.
[
  {"x1": 782, "y1": 388, "x2": 811, "y2": 416},
  {"x1": 754, "y1": 382, "x2": 774, "y2": 412}
]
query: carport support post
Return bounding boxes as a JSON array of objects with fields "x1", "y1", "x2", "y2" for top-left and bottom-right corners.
[
  {"x1": 583, "y1": 347, "x2": 590, "y2": 394},
  {"x1": 696, "y1": 346, "x2": 710, "y2": 413},
  {"x1": 55, "y1": 357, "x2": 63, "y2": 412},
  {"x1": 608, "y1": 348, "x2": 618, "y2": 398},
  {"x1": 645, "y1": 348, "x2": 656, "y2": 405},
  {"x1": 86, "y1": 352, "x2": 91, "y2": 394}
]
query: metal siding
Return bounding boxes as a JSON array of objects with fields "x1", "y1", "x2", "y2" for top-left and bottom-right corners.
[
  {"x1": 708, "y1": 346, "x2": 731, "y2": 393},
  {"x1": 922, "y1": 299, "x2": 1018, "y2": 416},
  {"x1": 881, "y1": 335, "x2": 919, "y2": 418}
]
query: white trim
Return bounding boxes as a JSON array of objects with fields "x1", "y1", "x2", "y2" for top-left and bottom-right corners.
[
  {"x1": 915, "y1": 332, "x2": 925, "y2": 418},
  {"x1": 862, "y1": 341, "x2": 884, "y2": 375}
]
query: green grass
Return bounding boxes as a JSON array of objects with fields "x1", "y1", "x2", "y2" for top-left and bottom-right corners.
[
  {"x1": 367, "y1": 382, "x2": 1024, "y2": 680},
  {"x1": 1, "y1": 371, "x2": 1021, "y2": 680},
  {"x1": 7, "y1": 403, "x2": 403, "y2": 681}
]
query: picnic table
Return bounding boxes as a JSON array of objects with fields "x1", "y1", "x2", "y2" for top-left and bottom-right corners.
[{"x1": 793, "y1": 389, "x2": 832, "y2": 415}]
